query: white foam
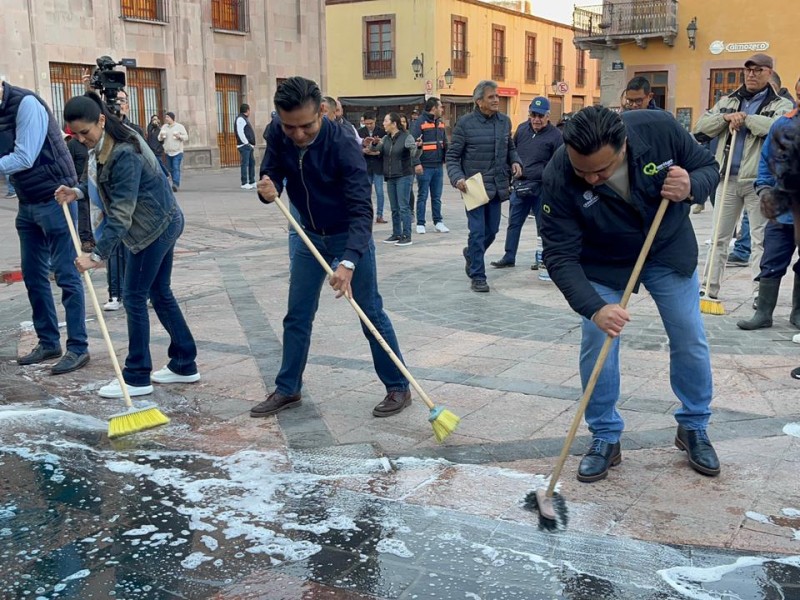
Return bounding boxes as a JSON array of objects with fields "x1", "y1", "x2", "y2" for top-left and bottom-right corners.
[
  {"x1": 744, "y1": 511, "x2": 772, "y2": 525},
  {"x1": 375, "y1": 538, "x2": 414, "y2": 558},
  {"x1": 180, "y1": 552, "x2": 212, "y2": 569},
  {"x1": 201, "y1": 535, "x2": 218, "y2": 551},
  {"x1": 783, "y1": 423, "x2": 800, "y2": 438},
  {"x1": 0, "y1": 407, "x2": 106, "y2": 432},
  {"x1": 122, "y1": 525, "x2": 159, "y2": 536},
  {"x1": 782, "y1": 508, "x2": 800, "y2": 517}
]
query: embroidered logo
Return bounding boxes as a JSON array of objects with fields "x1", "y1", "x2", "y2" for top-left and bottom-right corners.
[
  {"x1": 643, "y1": 159, "x2": 674, "y2": 176},
  {"x1": 582, "y1": 190, "x2": 600, "y2": 208}
]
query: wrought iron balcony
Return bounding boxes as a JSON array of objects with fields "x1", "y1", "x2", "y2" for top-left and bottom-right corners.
[{"x1": 573, "y1": 0, "x2": 678, "y2": 49}]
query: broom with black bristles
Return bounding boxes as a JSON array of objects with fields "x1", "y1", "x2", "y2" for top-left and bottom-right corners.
[
  {"x1": 525, "y1": 195, "x2": 671, "y2": 531},
  {"x1": 700, "y1": 128, "x2": 736, "y2": 316},
  {"x1": 269, "y1": 194, "x2": 460, "y2": 442},
  {"x1": 61, "y1": 202, "x2": 170, "y2": 439}
]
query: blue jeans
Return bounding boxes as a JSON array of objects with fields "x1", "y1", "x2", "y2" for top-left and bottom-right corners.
[
  {"x1": 288, "y1": 201, "x2": 302, "y2": 265},
  {"x1": 166, "y1": 153, "x2": 184, "y2": 188},
  {"x1": 415, "y1": 165, "x2": 444, "y2": 226},
  {"x1": 107, "y1": 242, "x2": 126, "y2": 299},
  {"x1": 731, "y1": 210, "x2": 751, "y2": 260},
  {"x1": 465, "y1": 198, "x2": 502, "y2": 280},
  {"x1": 579, "y1": 265, "x2": 712, "y2": 443},
  {"x1": 758, "y1": 220, "x2": 800, "y2": 280},
  {"x1": 4, "y1": 174, "x2": 15, "y2": 195},
  {"x1": 385, "y1": 175, "x2": 413, "y2": 238},
  {"x1": 238, "y1": 145, "x2": 255, "y2": 185},
  {"x1": 16, "y1": 201, "x2": 88, "y2": 355},
  {"x1": 275, "y1": 232, "x2": 408, "y2": 396},
  {"x1": 368, "y1": 172, "x2": 385, "y2": 218},
  {"x1": 123, "y1": 211, "x2": 197, "y2": 386},
  {"x1": 503, "y1": 191, "x2": 542, "y2": 263}
]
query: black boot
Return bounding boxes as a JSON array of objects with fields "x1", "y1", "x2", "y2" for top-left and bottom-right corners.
[
  {"x1": 736, "y1": 278, "x2": 780, "y2": 330},
  {"x1": 791, "y1": 274, "x2": 800, "y2": 329}
]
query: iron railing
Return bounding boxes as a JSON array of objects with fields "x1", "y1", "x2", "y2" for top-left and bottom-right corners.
[
  {"x1": 363, "y1": 50, "x2": 394, "y2": 78},
  {"x1": 212, "y1": 0, "x2": 249, "y2": 33},
  {"x1": 552, "y1": 65, "x2": 565, "y2": 82},
  {"x1": 492, "y1": 56, "x2": 507, "y2": 81},
  {"x1": 451, "y1": 50, "x2": 470, "y2": 77},
  {"x1": 576, "y1": 68, "x2": 587, "y2": 87},
  {"x1": 573, "y1": 0, "x2": 678, "y2": 40},
  {"x1": 526, "y1": 61, "x2": 539, "y2": 83},
  {"x1": 120, "y1": 0, "x2": 169, "y2": 22}
]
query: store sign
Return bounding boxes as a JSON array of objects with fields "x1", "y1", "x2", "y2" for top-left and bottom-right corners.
[
  {"x1": 611, "y1": 61, "x2": 624, "y2": 71},
  {"x1": 709, "y1": 40, "x2": 770, "y2": 55},
  {"x1": 496, "y1": 87, "x2": 518, "y2": 97}
]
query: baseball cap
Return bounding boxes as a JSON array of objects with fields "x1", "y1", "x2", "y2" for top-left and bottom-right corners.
[
  {"x1": 744, "y1": 53, "x2": 773, "y2": 69},
  {"x1": 529, "y1": 97, "x2": 550, "y2": 113}
]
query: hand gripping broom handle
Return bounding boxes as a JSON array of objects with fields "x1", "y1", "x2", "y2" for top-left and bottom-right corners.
[
  {"x1": 271, "y1": 195, "x2": 437, "y2": 411},
  {"x1": 702, "y1": 128, "x2": 736, "y2": 294},
  {"x1": 61, "y1": 201, "x2": 134, "y2": 409},
  {"x1": 546, "y1": 196, "x2": 671, "y2": 497}
]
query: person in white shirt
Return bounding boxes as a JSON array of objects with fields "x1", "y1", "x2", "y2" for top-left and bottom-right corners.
[{"x1": 158, "y1": 111, "x2": 188, "y2": 192}]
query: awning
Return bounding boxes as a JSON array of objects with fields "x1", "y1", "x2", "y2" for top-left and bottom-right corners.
[
  {"x1": 440, "y1": 95, "x2": 474, "y2": 105},
  {"x1": 338, "y1": 95, "x2": 426, "y2": 107}
]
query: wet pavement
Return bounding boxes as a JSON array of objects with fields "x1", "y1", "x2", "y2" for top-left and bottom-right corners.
[{"x1": 1, "y1": 171, "x2": 799, "y2": 599}]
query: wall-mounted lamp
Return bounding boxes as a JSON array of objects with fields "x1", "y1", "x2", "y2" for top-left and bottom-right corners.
[
  {"x1": 411, "y1": 54, "x2": 424, "y2": 79},
  {"x1": 686, "y1": 17, "x2": 697, "y2": 50},
  {"x1": 443, "y1": 68, "x2": 454, "y2": 88}
]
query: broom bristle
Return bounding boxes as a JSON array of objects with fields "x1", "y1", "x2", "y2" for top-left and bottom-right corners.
[
  {"x1": 699, "y1": 298, "x2": 725, "y2": 315},
  {"x1": 429, "y1": 407, "x2": 460, "y2": 443},
  {"x1": 523, "y1": 489, "x2": 569, "y2": 531},
  {"x1": 108, "y1": 405, "x2": 170, "y2": 439}
]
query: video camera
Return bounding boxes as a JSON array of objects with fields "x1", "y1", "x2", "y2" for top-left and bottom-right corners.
[{"x1": 89, "y1": 56, "x2": 137, "y2": 115}]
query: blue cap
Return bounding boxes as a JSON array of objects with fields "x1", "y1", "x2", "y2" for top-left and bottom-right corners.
[{"x1": 529, "y1": 97, "x2": 550, "y2": 113}]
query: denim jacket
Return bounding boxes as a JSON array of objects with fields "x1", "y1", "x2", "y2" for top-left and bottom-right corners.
[{"x1": 79, "y1": 135, "x2": 177, "y2": 259}]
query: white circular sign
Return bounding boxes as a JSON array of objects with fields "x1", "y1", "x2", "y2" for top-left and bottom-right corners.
[
  {"x1": 556, "y1": 81, "x2": 569, "y2": 95},
  {"x1": 709, "y1": 40, "x2": 725, "y2": 55}
]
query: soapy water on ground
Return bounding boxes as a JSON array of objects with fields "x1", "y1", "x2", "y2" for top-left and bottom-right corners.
[{"x1": 1, "y1": 406, "x2": 799, "y2": 599}]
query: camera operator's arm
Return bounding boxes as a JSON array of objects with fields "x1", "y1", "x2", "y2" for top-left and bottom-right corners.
[
  {"x1": 0, "y1": 97, "x2": 48, "y2": 177},
  {"x1": 81, "y1": 68, "x2": 92, "y2": 93}
]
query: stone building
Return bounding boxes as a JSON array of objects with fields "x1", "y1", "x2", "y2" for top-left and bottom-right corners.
[{"x1": 1, "y1": 0, "x2": 326, "y2": 168}]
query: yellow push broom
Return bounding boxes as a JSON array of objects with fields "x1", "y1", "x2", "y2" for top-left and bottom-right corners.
[
  {"x1": 700, "y1": 128, "x2": 736, "y2": 316},
  {"x1": 61, "y1": 201, "x2": 169, "y2": 438},
  {"x1": 270, "y1": 194, "x2": 460, "y2": 442}
]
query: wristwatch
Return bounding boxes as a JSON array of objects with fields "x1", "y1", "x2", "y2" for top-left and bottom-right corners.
[
  {"x1": 339, "y1": 260, "x2": 355, "y2": 271},
  {"x1": 90, "y1": 251, "x2": 103, "y2": 263}
]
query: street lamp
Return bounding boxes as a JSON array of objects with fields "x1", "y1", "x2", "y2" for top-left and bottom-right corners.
[
  {"x1": 686, "y1": 17, "x2": 697, "y2": 50},
  {"x1": 411, "y1": 54, "x2": 424, "y2": 79},
  {"x1": 443, "y1": 68, "x2": 454, "y2": 87}
]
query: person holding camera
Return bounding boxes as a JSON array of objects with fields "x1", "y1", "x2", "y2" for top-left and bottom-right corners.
[
  {"x1": 158, "y1": 112, "x2": 188, "y2": 192},
  {"x1": 55, "y1": 93, "x2": 200, "y2": 398}
]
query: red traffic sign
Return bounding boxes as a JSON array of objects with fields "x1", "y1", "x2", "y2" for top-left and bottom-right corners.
[{"x1": 556, "y1": 81, "x2": 569, "y2": 95}]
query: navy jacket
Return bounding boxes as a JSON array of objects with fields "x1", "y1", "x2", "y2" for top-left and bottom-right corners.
[
  {"x1": 513, "y1": 121, "x2": 562, "y2": 183},
  {"x1": 409, "y1": 111, "x2": 448, "y2": 167},
  {"x1": 260, "y1": 117, "x2": 373, "y2": 266},
  {"x1": 358, "y1": 124, "x2": 386, "y2": 176},
  {"x1": 540, "y1": 110, "x2": 719, "y2": 320}
]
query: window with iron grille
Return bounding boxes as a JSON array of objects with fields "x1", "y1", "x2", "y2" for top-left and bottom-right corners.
[
  {"x1": 552, "y1": 38, "x2": 564, "y2": 83},
  {"x1": 525, "y1": 33, "x2": 537, "y2": 82},
  {"x1": 492, "y1": 25, "x2": 506, "y2": 81},
  {"x1": 212, "y1": 0, "x2": 249, "y2": 32},
  {"x1": 363, "y1": 17, "x2": 394, "y2": 78},
  {"x1": 125, "y1": 67, "x2": 165, "y2": 128},
  {"x1": 451, "y1": 16, "x2": 468, "y2": 77},
  {"x1": 121, "y1": 0, "x2": 168, "y2": 22},
  {"x1": 576, "y1": 50, "x2": 587, "y2": 88},
  {"x1": 49, "y1": 63, "x2": 94, "y2": 129}
]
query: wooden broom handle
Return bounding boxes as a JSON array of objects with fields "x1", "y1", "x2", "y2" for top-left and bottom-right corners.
[{"x1": 702, "y1": 128, "x2": 736, "y2": 293}]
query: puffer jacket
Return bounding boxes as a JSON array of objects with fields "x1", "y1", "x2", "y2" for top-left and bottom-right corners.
[
  {"x1": 694, "y1": 85, "x2": 793, "y2": 181},
  {"x1": 446, "y1": 107, "x2": 521, "y2": 202},
  {"x1": 372, "y1": 130, "x2": 419, "y2": 179}
]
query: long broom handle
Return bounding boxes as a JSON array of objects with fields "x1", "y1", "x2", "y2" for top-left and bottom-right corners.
[
  {"x1": 271, "y1": 195, "x2": 437, "y2": 412},
  {"x1": 701, "y1": 128, "x2": 736, "y2": 293},
  {"x1": 61, "y1": 201, "x2": 134, "y2": 409},
  {"x1": 546, "y1": 196, "x2": 671, "y2": 497}
]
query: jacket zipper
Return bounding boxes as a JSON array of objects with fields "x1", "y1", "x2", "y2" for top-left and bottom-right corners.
[{"x1": 299, "y1": 150, "x2": 316, "y2": 230}]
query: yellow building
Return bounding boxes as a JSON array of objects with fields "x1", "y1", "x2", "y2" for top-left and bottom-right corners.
[
  {"x1": 574, "y1": 0, "x2": 800, "y2": 129},
  {"x1": 325, "y1": 0, "x2": 601, "y2": 126}
]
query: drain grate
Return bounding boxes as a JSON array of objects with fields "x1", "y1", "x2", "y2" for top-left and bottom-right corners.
[{"x1": 288, "y1": 443, "x2": 393, "y2": 476}]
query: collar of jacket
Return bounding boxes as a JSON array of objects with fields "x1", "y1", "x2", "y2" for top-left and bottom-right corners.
[
  {"x1": 730, "y1": 84, "x2": 776, "y2": 104},
  {"x1": 96, "y1": 134, "x2": 116, "y2": 165},
  {"x1": 474, "y1": 108, "x2": 499, "y2": 122}
]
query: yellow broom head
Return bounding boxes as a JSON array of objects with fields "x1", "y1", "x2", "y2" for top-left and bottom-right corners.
[
  {"x1": 428, "y1": 406, "x2": 460, "y2": 443},
  {"x1": 108, "y1": 404, "x2": 170, "y2": 439},
  {"x1": 699, "y1": 297, "x2": 725, "y2": 315}
]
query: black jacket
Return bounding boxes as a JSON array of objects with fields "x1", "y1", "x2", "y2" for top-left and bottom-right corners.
[
  {"x1": 409, "y1": 112, "x2": 448, "y2": 167},
  {"x1": 513, "y1": 121, "x2": 562, "y2": 183},
  {"x1": 373, "y1": 131, "x2": 419, "y2": 179},
  {"x1": 540, "y1": 110, "x2": 719, "y2": 320},
  {"x1": 357, "y1": 124, "x2": 385, "y2": 176},
  {"x1": 67, "y1": 137, "x2": 88, "y2": 180}
]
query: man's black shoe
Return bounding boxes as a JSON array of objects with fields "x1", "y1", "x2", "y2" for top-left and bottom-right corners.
[
  {"x1": 51, "y1": 351, "x2": 90, "y2": 375},
  {"x1": 490, "y1": 258, "x2": 515, "y2": 269},
  {"x1": 791, "y1": 366, "x2": 800, "y2": 380},
  {"x1": 462, "y1": 247, "x2": 471, "y2": 277},
  {"x1": 372, "y1": 390, "x2": 412, "y2": 417},
  {"x1": 250, "y1": 391, "x2": 301, "y2": 417},
  {"x1": 726, "y1": 253, "x2": 749, "y2": 267},
  {"x1": 675, "y1": 425, "x2": 720, "y2": 476},
  {"x1": 18, "y1": 344, "x2": 62, "y2": 366},
  {"x1": 577, "y1": 439, "x2": 621, "y2": 483},
  {"x1": 471, "y1": 279, "x2": 490, "y2": 293}
]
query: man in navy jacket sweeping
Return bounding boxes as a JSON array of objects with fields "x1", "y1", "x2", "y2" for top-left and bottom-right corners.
[
  {"x1": 540, "y1": 106, "x2": 721, "y2": 483},
  {"x1": 251, "y1": 76, "x2": 412, "y2": 419}
]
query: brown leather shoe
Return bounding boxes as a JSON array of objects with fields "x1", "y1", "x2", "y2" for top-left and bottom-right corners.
[
  {"x1": 376, "y1": 216, "x2": 388, "y2": 224},
  {"x1": 372, "y1": 390, "x2": 411, "y2": 417},
  {"x1": 250, "y1": 391, "x2": 301, "y2": 418}
]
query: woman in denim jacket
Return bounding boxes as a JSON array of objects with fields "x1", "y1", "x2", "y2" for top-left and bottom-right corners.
[{"x1": 54, "y1": 93, "x2": 200, "y2": 399}]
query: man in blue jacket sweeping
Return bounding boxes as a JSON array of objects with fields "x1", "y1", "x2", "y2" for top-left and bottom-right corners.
[
  {"x1": 540, "y1": 106, "x2": 721, "y2": 483},
  {"x1": 251, "y1": 76, "x2": 412, "y2": 419}
]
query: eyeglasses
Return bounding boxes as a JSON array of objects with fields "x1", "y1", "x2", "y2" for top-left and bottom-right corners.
[
  {"x1": 530, "y1": 112, "x2": 546, "y2": 119},
  {"x1": 624, "y1": 97, "x2": 646, "y2": 107},
  {"x1": 744, "y1": 67, "x2": 768, "y2": 76}
]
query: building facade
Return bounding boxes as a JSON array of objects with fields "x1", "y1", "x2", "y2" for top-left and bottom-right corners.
[
  {"x1": 574, "y1": 0, "x2": 800, "y2": 129},
  {"x1": 1, "y1": 0, "x2": 326, "y2": 168},
  {"x1": 325, "y1": 0, "x2": 601, "y2": 128}
]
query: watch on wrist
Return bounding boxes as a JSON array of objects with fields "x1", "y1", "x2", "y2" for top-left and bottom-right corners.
[
  {"x1": 339, "y1": 260, "x2": 355, "y2": 271},
  {"x1": 90, "y1": 251, "x2": 102, "y2": 263}
]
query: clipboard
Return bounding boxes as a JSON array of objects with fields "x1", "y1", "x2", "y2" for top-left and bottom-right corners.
[{"x1": 461, "y1": 172, "x2": 490, "y2": 211}]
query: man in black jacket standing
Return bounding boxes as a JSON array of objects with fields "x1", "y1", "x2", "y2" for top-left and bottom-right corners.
[
  {"x1": 236, "y1": 103, "x2": 256, "y2": 189},
  {"x1": 410, "y1": 97, "x2": 450, "y2": 234},
  {"x1": 491, "y1": 97, "x2": 561, "y2": 269},
  {"x1": 357, "y1": 111, "x2": 387, "y2": 223},
  {"x1": 540, "y1": 106, "x2": 721, "y2": 483}
]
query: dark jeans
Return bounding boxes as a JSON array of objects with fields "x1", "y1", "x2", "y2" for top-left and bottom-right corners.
[
  {"x1": 731, "y1": 210, "x2": 751, "y2": 260},
  {"x1": 367, "y1": 172, "x2": 385, "y2": 217},
  {"x1": 238, "y1": 145, "x2": 255, "y2": 185},
  {"x1": 415, "y1": 165, "x2": 444, "y2": 225},
  {"x1": 107, "y1": 242, "x2": 126, "y2": 299},
  {"x1": 16, "y1": 201, "x2": 88, "y2": 354},
  {"x1": 275, "y1": 231, "x2": 408, "y2": 396},
  {"x1": 465, "y1": 198, "x2": 502, "y2": 280},
  {"x1": 122, "y1": 211, "x2": 197, "y2": 386},
  {"x1": 757, "y1": 220, "x2": 800, "y2": 280},
  {"x1": 77, "y1": 195, "x2": 94, "y2": 245},
  {"x1": 502, "y1": 191, "x2": 542, "y2": 263},
  {"x1": 385, "y1": 175, "x2": 413, "y2": 238},
  {"x1": 166, "y1": 153, "x2": 183, "y2": 188}
]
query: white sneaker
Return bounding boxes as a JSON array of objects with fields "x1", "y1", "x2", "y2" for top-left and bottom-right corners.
[
  {"x1": 416, "y1": 225, "x2": 426, "y2": 234},
  {"x1": 98, "y1": 379, "x2": 153, "y2": 398},
  {"x1": 434, "y1": 222, "x2": 450, "y2": 233},
  {"x1": 793, "y1": 333, "x2": 800, "y2": 345},
  {"x1": 151, "y1": 366, "x2": 201, "y2": 384},
  {"x1": 103, "y1": 297, "x2": 121, "y2": 311},
  {"x1": 247, "y1": 183, "x2": 256, "y2": 189},
  {"x1": 240, "y1": 184, "x2": 250, "y2": 189}
]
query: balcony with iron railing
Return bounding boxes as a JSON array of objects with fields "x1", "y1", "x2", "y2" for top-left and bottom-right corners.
[
  {"x1": 576, "y1": 68, "x2": 587, "y2": 87},
  {"x1": 492, "y1": 56, "x2": 507, "y2": 81},
  {"x1": 363, "y1": 50, "x2": 394, "y2": 79},
  {"x1": 526, "y1": 61, "x2": 539, "y2": 83},
  {"x1": 451, "y1": 50, "x2": 470, "y2": 77},
  {"x1": 573, "y1": 0, "x2": 678, "y2": 48},
  {"x1": 552, "y1": 64, "x2": 565, "y2": 83}
]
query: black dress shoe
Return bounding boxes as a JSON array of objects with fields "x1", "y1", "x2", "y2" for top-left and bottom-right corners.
[
  {"x1": 577, "y1": 439, "x2": 621, "y2": 483},
  {"x1": 675, "y1": 425, "x2": 720, "y2": 476},
  {"x1": 51, "y1": 351, "x2": 90, "y2": 375},
  {"x1": 250, "y1": 391, "x2": 301, "y2": 417},
  {"x1": 462, "y1": 247, "x2": 471, "y2": 277},
  {"x1": 18, "y1": 344, "x2": 62, "y2": 366},
  {"x1": 372, "y1": 390, "x2": 411, "y2": 417},
  {"x1": 471, "y1": 279, "x2": 490, "y2": 293},
  {"x1": 490, "y1": 258, "x2": 515, "y2": 268}
]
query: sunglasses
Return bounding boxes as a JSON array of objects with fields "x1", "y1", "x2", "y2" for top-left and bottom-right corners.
[{"x1": 530, "y1": 112, "x2": 547, "y2": 118}]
